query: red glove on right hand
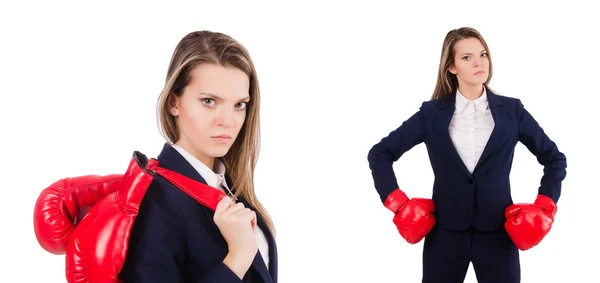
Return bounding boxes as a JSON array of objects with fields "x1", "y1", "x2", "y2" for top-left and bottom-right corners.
[{"x1": 384, "y1": 189, "x2": 436, "y2": 244}]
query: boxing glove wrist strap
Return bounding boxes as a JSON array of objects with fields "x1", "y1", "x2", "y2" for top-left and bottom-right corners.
[
  {"x1": 384, "y1": 189, "x2": 409, "y2": 213},
  {"x1": 534, "y1": 194, "x2": 557, "y2": 217}
]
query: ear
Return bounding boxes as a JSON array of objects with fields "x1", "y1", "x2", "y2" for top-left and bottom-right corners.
[
  {"x1": 167, "y1": 94, "x2": 181, "y2": 116},
  {"x1": 448, "y1": 65, "x2": 457, "y2": 75}
]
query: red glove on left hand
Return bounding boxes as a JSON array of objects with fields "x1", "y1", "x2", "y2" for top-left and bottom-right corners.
[{"x1": 504, "y1": 194, "x2": 557, "y2": 251}]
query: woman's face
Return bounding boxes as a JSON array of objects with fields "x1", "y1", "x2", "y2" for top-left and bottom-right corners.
[
  {"x1": 170, "y1": 63, "x2": 250, "y2": 169},
  {"x1": 449, "y1": 37, "x2": 490, "y2": 88}
]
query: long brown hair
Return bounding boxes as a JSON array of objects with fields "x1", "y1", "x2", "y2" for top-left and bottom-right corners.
[
  {"x1": 156, "y1": 31, "x2": 274, "y2": 235},
  {"x1": 431, "y1": 27, "x2": 493, "y2": 100}
]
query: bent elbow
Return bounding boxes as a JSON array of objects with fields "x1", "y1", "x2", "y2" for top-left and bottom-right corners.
[{"x1": 368, "y1": 143, "x2": 393, "y2": 166}]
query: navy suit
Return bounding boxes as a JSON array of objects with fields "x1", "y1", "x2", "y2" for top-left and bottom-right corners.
[
  {"x1": 120, "y1": 143, "x2": 278, "y2": 283},
  {"x1": 368, "y1": 88, "x2": 566, "y2": 282}
]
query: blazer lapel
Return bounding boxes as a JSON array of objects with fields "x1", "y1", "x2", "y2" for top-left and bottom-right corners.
[
  {"x1": 473, "y1": 87, "x2": 507, "y2": 172},
  {"x1": 265, "y1": 226, "x2": 277, "y2": 283},
  {"x1": 253, "y1": 203, "x2": 277, "y2": 283},
  {"x1": 225, "y1": 177, "x2": 275, "y2": 283},
  {"x1": 434, "y1": 91, "x2": 473, "y2": 177},
  {"x1": 433, "y1": 88, "x2": 508, "y2": 176}
]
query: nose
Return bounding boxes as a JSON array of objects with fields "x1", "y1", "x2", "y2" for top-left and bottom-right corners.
[{"x1": 216, "y1": 107, "x2": 235, "y2": 128}]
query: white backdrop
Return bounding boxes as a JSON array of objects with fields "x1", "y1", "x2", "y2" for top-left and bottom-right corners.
[{"x1": 2, "y1": 0, "x2": 598, "y2": 282}]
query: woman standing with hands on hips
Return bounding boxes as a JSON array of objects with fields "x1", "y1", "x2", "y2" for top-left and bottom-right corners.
[{"x1": 367, "y1": 27, "x2": 566, "y2": 283}]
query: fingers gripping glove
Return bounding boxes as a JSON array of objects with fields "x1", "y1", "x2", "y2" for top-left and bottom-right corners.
[
  {"x1": 504, "y1": 194, "x2": 557, "y2": 251},
  {"x1": 384, "y1": 189, "x2": 436, "y2": 244},
  {"x1": 33, "y1": 174, "x2": 123, "y2": 254}
]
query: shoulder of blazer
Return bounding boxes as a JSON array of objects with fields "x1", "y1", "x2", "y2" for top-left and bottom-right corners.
[
  {"x1": 492, "y1": 92, "x2": 519, "y2": 104},
  {"x1": 418, "y1": 99, "x2": 446, "y2": 118},
  {"x1": 487, "y1": 90, "x2": 524, "y2": 117},
  {"x1": 484, "y1": 86, "x2": 519, "y2": 102},
  {"x1": 141, "y1": 177, "x2": 194, "y2": 219},
  {"x1": 421, "y1": 99, "x2": 444, "y2": 110}
]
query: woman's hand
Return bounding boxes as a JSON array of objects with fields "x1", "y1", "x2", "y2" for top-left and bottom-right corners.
[{"x1": 214, "y1": 197, "x2": 258, "y2": 279}]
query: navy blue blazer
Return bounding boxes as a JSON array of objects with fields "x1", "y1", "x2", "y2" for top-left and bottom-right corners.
[
  {"x1": 368, "y1": 87, "x2": 567, "y2": 231},
  {"x1": 120, "y1": 143, "x2": 278, "y2": 283}
]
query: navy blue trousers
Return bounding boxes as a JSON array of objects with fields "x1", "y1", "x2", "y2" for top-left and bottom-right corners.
[{"x1": 422, "y1": 226, "x2": 520, "y2": 283}]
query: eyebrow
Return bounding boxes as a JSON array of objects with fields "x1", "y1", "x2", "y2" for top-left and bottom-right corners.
[
  {"x1": 198, "y1": 92, "x2": 250, "y2": 102},
  {"x1": 460, "y1": 50, "x2": 487, "y2": 56}
]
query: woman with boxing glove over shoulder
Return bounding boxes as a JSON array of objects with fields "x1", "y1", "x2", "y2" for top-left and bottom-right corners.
[
  {"x1": 367, "y1": 27, "x2": 566, "y2": 283},
  {"x1": 33, "y1": 30, "x2": 277, "y2": 283},
  {"x1": 118, "y1": 31, "x2": 277, "y2": 283}
]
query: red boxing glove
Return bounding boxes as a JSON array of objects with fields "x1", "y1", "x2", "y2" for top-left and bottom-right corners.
[
  {"x1": 33, "y1": 174, "x2": 122, "y2": 254},
  {"x1": 384, "y1": 189, "x2": 436, "y2": 244},
  {"x1": 65, "y1": 154, "x2": 157, "y2": 283},
  {"x1": 504, "y1": 194, "x2": 557, "y2": 251},
  {"x1": 64, "y1": 151, "x2": 227, "y2": 283}
]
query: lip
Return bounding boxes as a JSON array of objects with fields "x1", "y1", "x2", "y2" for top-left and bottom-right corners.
[
  {"x1": 475, "y1": 71, "x2": 486, "y2": 75},
  {"x1": 211, "y1": 135, "x2": 232, "y2": 143}
]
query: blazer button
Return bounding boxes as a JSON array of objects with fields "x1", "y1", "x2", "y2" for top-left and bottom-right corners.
[{"x1": 468, "y1": 179, "x2": 474, "y2": 184}]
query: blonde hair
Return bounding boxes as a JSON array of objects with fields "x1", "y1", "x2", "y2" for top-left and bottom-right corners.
[
  {"x1": 156, "y1": 31, "x2": 274, "y2": 235},
  {"x1": 431, "y1": 27, "x2": 494, "y2": 100}
]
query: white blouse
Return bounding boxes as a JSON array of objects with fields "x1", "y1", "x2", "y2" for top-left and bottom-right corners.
[{"x1": 449, "y1": 88, "x2": 495, "y2": 174}]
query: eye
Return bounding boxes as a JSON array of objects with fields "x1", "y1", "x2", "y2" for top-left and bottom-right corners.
[
  {"x1": 481, "y1": 52, "x2": 488, "y2": 57},
  {"x1": 462, "y1": 56, "x2": 470, "y2": 61},
  {"x1": 235, "y1": 102, "x2": 248, "y2": 110},
  {"x1": 201, "y1": 98, "x2": 216, "y2": 107}
]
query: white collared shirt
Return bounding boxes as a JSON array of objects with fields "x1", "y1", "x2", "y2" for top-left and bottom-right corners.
[
  {"x1": 170, "y1": 144, "x2": 270, "y2": 269},
  {"x1": 448, "y1": 88, "x2": 495, "y2": 173}
]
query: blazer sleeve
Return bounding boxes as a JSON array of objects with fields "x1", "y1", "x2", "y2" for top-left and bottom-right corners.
[
  {"x1": 367, "y1": 102, "x2": 427, "y2": 203},
  {"x1": 516, "y1": 99, "x2": 567, "y2": 204},
  {"x1": 119, "y1": 182, "x2": 243, "y2": 283}
]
